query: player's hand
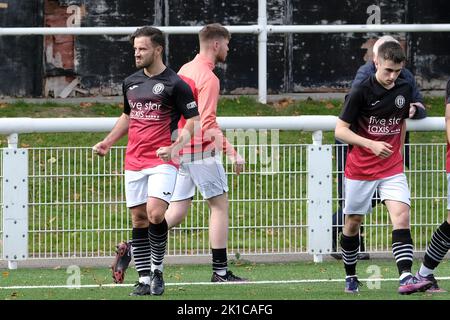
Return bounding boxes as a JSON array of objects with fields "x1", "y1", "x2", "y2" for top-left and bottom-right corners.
[
  {"x1": 156, "y1": 146, "x2": 174, "y2": 162},
  {"x1": 409, "y1": 102, "x2": 425, "y2": 119},
  {"x1": 232, "y1": 154, "x2": 245, "y2": 175},
  {"x1": 92, "y1": 141, "x2": 110, "y2": 157},
  {"x1": 411, "y1": 102, "x2": 425, "y2": 110},
  {"x1": 409, "y1": 103, "x2": 417, "y2": 118},
  {"x1": 369, "y1": 141, "x2": 393, "y2": 159}
]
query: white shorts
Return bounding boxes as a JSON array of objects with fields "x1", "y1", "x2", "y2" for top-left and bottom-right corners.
[
  {"x1": 171, "y1": 154, "x2": 229, "y2": 201},
  {"x1": 343, "y1": 173, "x2": 411, "y2": 215},
  {"x1": 125, "y1": 164, "x2": 178, "y2": 208},
  {"x1": 447, "y1": 173, "x2": 450, "y2": 210}
]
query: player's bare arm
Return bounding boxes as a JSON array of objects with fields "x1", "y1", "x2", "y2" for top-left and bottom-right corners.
[
  {"x1": 93, "y1": 113, "x2": 130, "y2": 156},
  {"x1": 335, "y1": 118, "x2": 393, "y2": 159}
]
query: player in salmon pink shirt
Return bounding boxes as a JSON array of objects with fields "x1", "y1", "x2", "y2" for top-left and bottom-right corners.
[{"x1": 166, "y1": 23, "x2": 247, "y2": 282}]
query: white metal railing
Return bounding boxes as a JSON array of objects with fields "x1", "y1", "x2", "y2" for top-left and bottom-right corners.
[
  {"x1": 3, "y1": 22, "x2": 450, "y2": 104},
  {"x1": 4, "y1": 23, "x2": 450, "y2": 36},
  {"x1": 2, "y1": 0, "x2": 450, "y2": 103},
  {"x1": 0, "y1": 116, "x2": 448, "y2": 267},
  {"x1": 0, "y1": 116, "x2": 444, "y2": 134}
]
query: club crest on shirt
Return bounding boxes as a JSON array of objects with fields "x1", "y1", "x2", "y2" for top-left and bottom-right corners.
[
  {"x1": 395, "y1": 95, "x2": 405, "y2": 108},
  {"x1": 152, "y1": 83, "x2": 165, "y2": 94}
]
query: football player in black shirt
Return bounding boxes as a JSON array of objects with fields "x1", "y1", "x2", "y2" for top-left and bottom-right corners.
[{"x1": 335, "y1": 41, "x2": 432, "y2": 294}]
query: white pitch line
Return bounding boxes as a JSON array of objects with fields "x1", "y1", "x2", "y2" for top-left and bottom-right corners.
[{"x1": 1, "y1": 277, "x2": 450, "y2": 290}]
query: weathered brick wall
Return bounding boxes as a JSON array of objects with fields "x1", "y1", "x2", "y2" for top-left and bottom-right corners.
[{"x1": 44, "y1": 0, "x2": 77, "y2": 97}]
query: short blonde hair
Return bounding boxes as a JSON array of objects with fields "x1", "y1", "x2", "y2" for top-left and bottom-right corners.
[{"x1": 373, "y1": 35, "x2": 399, "y2": 56}]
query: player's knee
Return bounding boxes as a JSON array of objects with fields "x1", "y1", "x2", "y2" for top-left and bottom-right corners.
[
  {"x1": 209, "y1": 207, "x2": 228, "y2": 219},
  {"x1": 392, "y1": 211, "x2": 410, "y2": 229},
  {"x1": 147, "y1": 208, "x2": 165, "y2": 224},
  {"x1": 344, "y1": 215, "x2": 363, "y2": 234},
  {"x1": 131, "y1": 211, "x2": 148, "y2": 227}
]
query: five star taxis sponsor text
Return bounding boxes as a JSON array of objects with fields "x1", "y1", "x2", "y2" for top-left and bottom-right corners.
[
  {"x1": 129, "y1": 100, "x2": 162, "y2": 119},
  {"x1": 367, "y1": 95, "x2": 405, "y2": 135},
  {"x1": 368, "y1": 116, "x2": 402, "y2": 134}
]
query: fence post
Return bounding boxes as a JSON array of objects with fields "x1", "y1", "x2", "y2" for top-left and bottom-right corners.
[
  {"x1": 2, "y1": 133, "x2": 28, "y2": 269},
  {"x1": 307, "y1": 130, "x2": 332, "y2": 263},
  {"x1": 7, "y1": 133, "x2": 18, "y2": 149},
  {"x1": 258, "y1": 0, "x2": 267, "y2": 104}
]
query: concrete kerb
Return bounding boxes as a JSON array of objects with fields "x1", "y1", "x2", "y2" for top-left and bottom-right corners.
[{"x1": 0, "y1": 252, "x2": 429, "y2": 269}]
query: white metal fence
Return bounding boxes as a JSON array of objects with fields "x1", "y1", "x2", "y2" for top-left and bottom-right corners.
[
  {"x1": 333, "y1": 142, "x2": 448, "y2": 255},
  {"x1": 0, "y1": 116, "x2": 448, "y2": 265},
  {"x1": 24, "y1": 143, "x2": 308, "y2": 258},
  {"x1": 1, "y1": 142, "x2": 309, "y2": 260}
]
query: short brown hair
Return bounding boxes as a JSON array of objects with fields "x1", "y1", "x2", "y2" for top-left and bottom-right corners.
[
  {"x1": 377, "y1": 41, "x2": 406, "y2": 64},
  {"x1": 199, "y1": 23, "x2": 230, "y2": 42},
  {"x1": 130, "y1": 26, "x2": 165, "y2": 48}
]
